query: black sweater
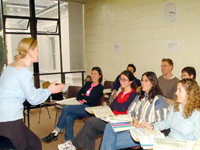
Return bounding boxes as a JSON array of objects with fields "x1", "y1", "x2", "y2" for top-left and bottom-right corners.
[
  {"x1": 76, "y1": 82, "x2": 104, "y2": 107},
  {"x1": 109, "y1": 91, "x2": 137, "y2": 112}
]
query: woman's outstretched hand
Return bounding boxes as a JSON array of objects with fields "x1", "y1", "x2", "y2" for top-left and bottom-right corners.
[{"x1": 48, "y1": 81, "x2": 65, "y2": 94}]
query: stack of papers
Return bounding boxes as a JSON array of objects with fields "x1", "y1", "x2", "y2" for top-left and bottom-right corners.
[{"x1": 110, "y1": 119, "x2": 135, "y2": 132}]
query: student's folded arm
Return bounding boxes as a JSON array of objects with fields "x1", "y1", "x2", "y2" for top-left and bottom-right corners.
[
  {"x1": 82, "y1": 85, "x2": 103, "y2": 103},
  {"x1": 76, "y1": 85, "x2": 86, "y2": 100},
  {"x1": 116, "y1": 91, "x2": 137, "y2": 112}
]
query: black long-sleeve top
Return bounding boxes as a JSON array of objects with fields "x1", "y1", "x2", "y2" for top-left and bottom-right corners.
[
  {"x1": 109, "y1": 90, "x2": 137, "y2": 113},
  {"x1": 76, "y1": 82, "x2": 104, "y2": 107}
]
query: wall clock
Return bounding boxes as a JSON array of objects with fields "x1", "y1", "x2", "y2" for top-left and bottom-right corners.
[{"x1": 163, "y1": 2, "x2": 179, "y2": 23}]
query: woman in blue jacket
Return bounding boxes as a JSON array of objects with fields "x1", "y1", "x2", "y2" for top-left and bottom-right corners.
[{"x1": 0, "y1": 38, "x2": 65, "y2": 150}]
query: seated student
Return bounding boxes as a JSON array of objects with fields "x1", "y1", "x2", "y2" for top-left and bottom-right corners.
[
  {"x1": 113, "y1": 64, "x2": 141, "y2": 99},
  {"x1": 57, "y1": 70, "x2": 137, "y2": 150},
  {"x1": 42, "y1": 67, "x2": 104, "y2": 143},
  {"x1": 108, "y1": 80, "x2": 138, "y2": 104},
  {"x1": 100, "y1": 71, "x2": 168, "y2": 150},
  {"x1": 143, "y1": 79, "x2": 200, "y2": 142},
  {"x1": 181, "y1": 66, "x2": 196, "y2": 79}
]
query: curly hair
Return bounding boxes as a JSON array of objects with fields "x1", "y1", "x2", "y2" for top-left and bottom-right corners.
[
  {"x1": 174, "y1": 79, "x2": 200, "y2": 118},
  {"x1": 138, "y1": 71, "x2": 163, "y2": 103}
]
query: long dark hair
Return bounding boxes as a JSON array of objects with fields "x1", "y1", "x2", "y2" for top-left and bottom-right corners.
[
  {"x1": 92, "y1": 67, "x2": 103, "y2": 83},
  {"x1": 120, "y1": 70, "x2": 138, "y2": 90},
  {"x1": 138, "y1": 71, "x2": 162, "y2": 103},
  {"x1": 120, "y1": 70, "x2": 133, "y2": 81}
]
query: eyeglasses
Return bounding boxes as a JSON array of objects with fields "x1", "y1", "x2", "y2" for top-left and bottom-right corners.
[
  {"x1": 119, "y1": 78, "x2": 129, "y2": 82},
  {"x1": 141, "y1": 79, "x2": 150, "y2": 83}
]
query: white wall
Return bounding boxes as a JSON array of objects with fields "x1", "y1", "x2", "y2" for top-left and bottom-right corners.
[
  {"x1": 84, "y1": 0, "x2": 200, "y2": 84},
  {"x1": 68, "y1": 2, "x2": 84, "y2": 72}
]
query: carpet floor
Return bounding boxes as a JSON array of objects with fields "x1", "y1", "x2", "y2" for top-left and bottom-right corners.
[{"x1": 25, "y1": 106, "x2": 102, "y2": 150}]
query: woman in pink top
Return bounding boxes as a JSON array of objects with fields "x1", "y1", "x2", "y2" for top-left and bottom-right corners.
[{"x1": 42, "y1": 67, "x2": 104, "y2": 143}]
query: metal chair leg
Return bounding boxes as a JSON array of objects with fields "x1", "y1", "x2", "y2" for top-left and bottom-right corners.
[
  {"x1": 45, "y1": 105, "x2": 51, "y2": 119},
  {"x1": 38, "y1": 104, "x2": 42, "y2": 123}
]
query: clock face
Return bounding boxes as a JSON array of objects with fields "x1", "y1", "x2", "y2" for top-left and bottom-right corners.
[{"x1": 163, "y1": 2, "x2": 178, "y2": 23}]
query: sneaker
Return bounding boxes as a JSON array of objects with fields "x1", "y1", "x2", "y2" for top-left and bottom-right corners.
[
  {"x1": 41, "y1": 133, "x2": 58, "y2": 143},
  {"x1": 58, "y1": 140, "x2": 76, "y2": 150}
]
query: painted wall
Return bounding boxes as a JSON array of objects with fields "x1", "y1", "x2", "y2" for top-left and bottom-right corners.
[{"x1": 84, "y1": 0, "x2": 200, "y2": 84}]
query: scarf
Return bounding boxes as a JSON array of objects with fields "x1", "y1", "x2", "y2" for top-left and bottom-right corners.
[
  {"x1": 112, "y1": 88, "x2": 135, "y2": 115},
  {"x1": 85, "y1": 83, "x2": 99, "y2": 96}
]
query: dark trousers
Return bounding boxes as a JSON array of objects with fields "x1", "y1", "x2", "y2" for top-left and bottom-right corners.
[
  {"x1": 71, "y1": 117, "x2": 107, "y2": 150},
  {"x1": 0, "y1": 119, "x2": 42, "y2": 150}
]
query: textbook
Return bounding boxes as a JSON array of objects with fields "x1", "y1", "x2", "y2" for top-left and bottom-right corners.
[
  {"x1": 55, "y1": 97, "x2": 81, "y2": 105},
  {"x1": 129, "y1": 128, "x2": 165, "y2": 149},
  {"x1": 85, "y1": 106, "x2": 132, "y2": 121},
  {"x1": 109, "y1": 119, "x2": 135, "y2": 132},
  {"x1": 85, "y1": 106, "x2": 135, "y2": 131},
  {"x1": 85, "y1": 106, "x2": 114, "y2": 118}
]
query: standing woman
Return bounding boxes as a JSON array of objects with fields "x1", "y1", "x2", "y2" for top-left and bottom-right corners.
[
  {"x1": 0, "y1": 38, "x2": 65, "y2": 150},
  {"x1": 42, "y1": 67, "x2": 104, "y2": 143},
  {"x1": 143, "y1": 79, "x2": 200, "y2": 141},
  {"x1": 100, "y1": 71, "x2": 168, "y2": 150}
]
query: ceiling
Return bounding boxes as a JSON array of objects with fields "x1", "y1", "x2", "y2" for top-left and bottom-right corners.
[{"x1": 57, "y1": 0, "x2": 92, "y2": 3}]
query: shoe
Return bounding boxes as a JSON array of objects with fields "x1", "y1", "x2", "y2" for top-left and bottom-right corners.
[
  {"x1": 58, "y1": 140, "x2": 76, "y2": 150},
  {"x1": 41, "y1": 133, "x2": 58, "y2": 143}
]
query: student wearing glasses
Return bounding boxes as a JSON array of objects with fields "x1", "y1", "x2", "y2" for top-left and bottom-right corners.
[{"x1": 100, "y1": 72, "x2": 168, "y2": 150}]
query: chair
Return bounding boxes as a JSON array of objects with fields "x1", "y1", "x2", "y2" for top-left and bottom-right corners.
[
  {"x1": 23, "y1": 100, "x2": 30, "y2": 128},
  {"x1": 0, "y1": 136, "x2": 16, "y2": 150},
  {"x1": 38, "y1": 81, "x2": 63, "y2": 123},
  {"x1": 66, "y1": 85, "x2": 82, "y2": 98},
  {"x1": 54, "y1": 85, "x2": 82, "y2": 126},
  {"x1": 54, "y1": 85, "x2": 104, "y2": 126},
  {"x1": 103, "y1": 81, "x2": 114, "y2": 105},
  {"x1": 84, "y1": 75, "x2": 92, "y2": 84},
  {"x1": 79, "y1": 94, "x2": 105, "y2": 122}
]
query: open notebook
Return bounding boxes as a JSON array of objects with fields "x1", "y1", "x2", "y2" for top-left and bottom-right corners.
[{"x1": 55, "y1": 97, "x2": 81, "y2": 105}]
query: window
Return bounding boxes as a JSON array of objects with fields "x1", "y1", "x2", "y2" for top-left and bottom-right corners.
[
  {"x1": 49, "y1": 37, "x2": 56, "y2": 70},
  {"x1": 1, "y1": 0, "x2": 84, "y2": 86}
]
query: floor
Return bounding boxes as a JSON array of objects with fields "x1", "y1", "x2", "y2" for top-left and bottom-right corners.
[{"x1": 25, "y1": 106, "x2": 102, "y2": 150}]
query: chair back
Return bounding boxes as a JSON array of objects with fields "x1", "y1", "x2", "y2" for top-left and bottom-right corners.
[
  {"x1": 42, "y1": 81, "x2": 50, "y2": 89},
  {"x1": 85, "y1": 75, "x2": 92, "y2": 84},
  {"x1": 103, "y1": 81, "x2": 114, "y2": 90},
  {"x1": 97, "y1": 94, "x2": 104, "y2": 106},
  {"x1": 66, "y1": 86, "x2": 82, "y2": 98}
]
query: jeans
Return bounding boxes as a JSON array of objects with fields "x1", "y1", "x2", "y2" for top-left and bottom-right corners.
[
  {"x1": 100, "y1": 123, "x2": 139, "y2": 150},
  {"x1": 71, "y1": 118, "x2": 107, "y2": 150},
  {"x1": 56, "y1": 104, "x2": 90, "y2": 141}
]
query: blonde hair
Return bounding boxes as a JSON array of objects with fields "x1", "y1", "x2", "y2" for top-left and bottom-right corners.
[
  {"x1": 14, "y1": 38, "x2": 38, "y2": 61},
  {"x1": 174, "y1": 79, "x2": 200, "y2": 118}
]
